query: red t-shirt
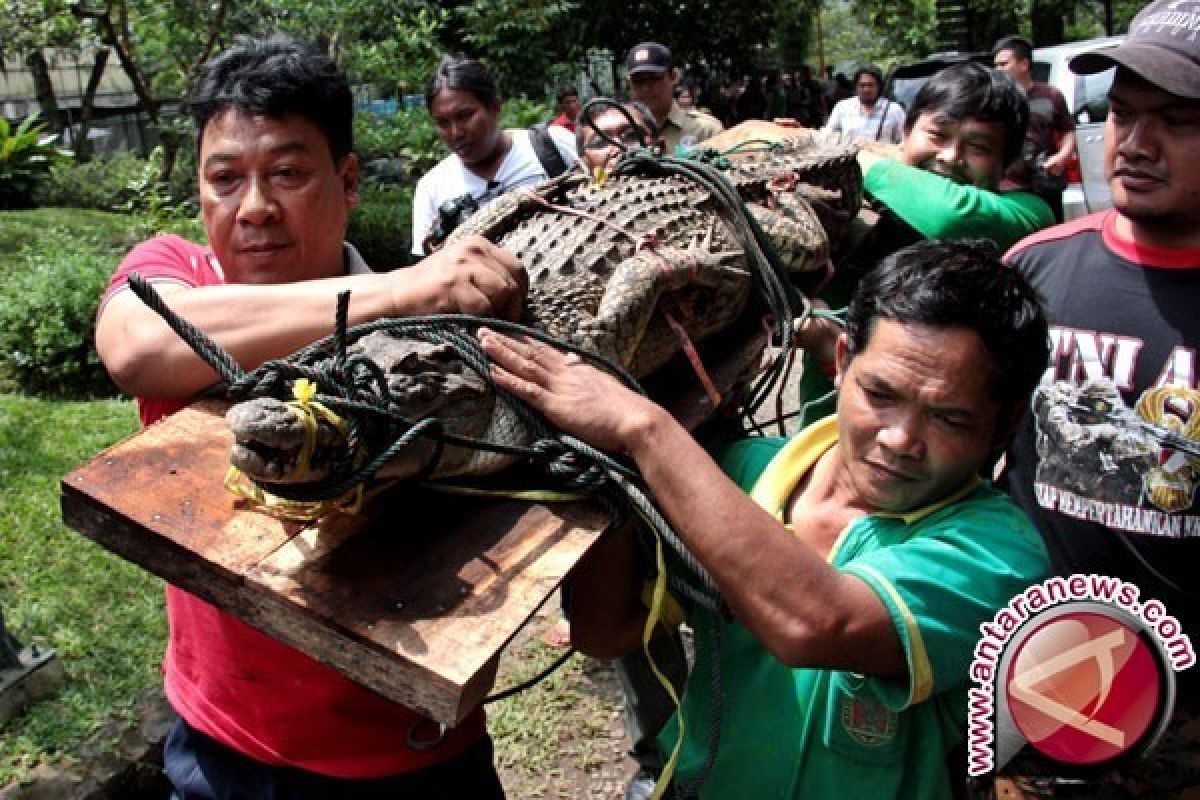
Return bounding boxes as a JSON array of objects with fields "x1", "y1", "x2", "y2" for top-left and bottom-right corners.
[{"x1": 104, "y1": 235, "x2": 486, "y2": 777}]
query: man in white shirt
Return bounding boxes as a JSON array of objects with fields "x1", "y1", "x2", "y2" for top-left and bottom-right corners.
[
  {"x1": 411, "y1": 55, "x2": 577, "y2": 256},
  {"x1": 824, "y1": 66, "x2": 906, "y2": 144}
]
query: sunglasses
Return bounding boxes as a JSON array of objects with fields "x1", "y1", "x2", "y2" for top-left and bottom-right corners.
[
  {"x1": 630, "y1": 72, "x2": 669, "y2": 86},
  {"x1": 583, "y1": 128, "x2": 648, "y2": 151}
]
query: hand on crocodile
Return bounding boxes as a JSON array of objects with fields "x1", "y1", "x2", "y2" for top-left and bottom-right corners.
[
  {"x1": 478, "y1": 328, "x2": 659, "y2": 455},
  {"x1": 394, "y1": 235, "x2": 527, "y2": 321},
  {"x1": 794, "y1": 298, "x2": 842, "y2": 371}
]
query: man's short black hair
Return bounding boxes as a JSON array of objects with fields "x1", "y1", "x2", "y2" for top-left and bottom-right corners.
[
  {"x1": 425, "y1": 54, "x2": 499, "y2": 110},
  {"x1": 904, "y1": 62, "x2": 1029, "y2": 166},
  {"x1": 853, "y1": 66, "x2": 884, "y2": 90},
  {"x1": 993, "y1": 35, "x2": 1034, "y2": 63},
  {"x1": 844, "y1": 239, "x2": 1049, "y2": 420},
  {"x1": 191, "y1": 34, "x2": 353, "y2": 160},
  {"x1": 556, "y1": 86, "x2": 579, "y2": 105}
]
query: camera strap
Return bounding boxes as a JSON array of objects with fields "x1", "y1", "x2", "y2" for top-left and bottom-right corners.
[{"x1": 529, "y1": 122, "x2": 569, "y2": 179}]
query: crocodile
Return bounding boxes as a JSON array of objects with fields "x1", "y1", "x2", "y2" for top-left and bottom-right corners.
[{"x1": 226, "y1": 128, "x2": 861, "y2": 489}]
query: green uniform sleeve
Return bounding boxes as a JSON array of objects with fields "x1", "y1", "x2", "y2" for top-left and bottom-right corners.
[
  {"x1": 714, "y1": 436, "x2": 788, "y2": 490},
  {"x1": 839, "y1": 487, "x2": 1050, "y2": 711},
  {"x1": 864, "y1": 159, "x2": 1054, "y2": 251}
]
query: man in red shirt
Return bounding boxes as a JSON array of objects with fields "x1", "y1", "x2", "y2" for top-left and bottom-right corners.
[
  {"x1": 551, "y1": 86, "x2": 581, "y2": 132},
  {"x1": 95, "y1": 35, "x2": 524, "y2": 798},
  {"x1": 993, "y1": 35, "x2": 1077, "y2": 221}
]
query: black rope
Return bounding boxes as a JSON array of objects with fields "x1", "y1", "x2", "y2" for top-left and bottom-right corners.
[
  {"x1": 576, "y1": 97, "x2": 653, "y2": 152},
  {"x1": 483, "y1": 646, "x2": 577, "y2": 705},
  {"x1": 605, "y1": 148, "x2": 810, "y2": 431}
]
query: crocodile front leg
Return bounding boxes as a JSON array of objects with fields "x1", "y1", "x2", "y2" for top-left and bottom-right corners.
[
  {"x1": 576, "y1": 223, "x2": 749, "y2": 372},
  {"x1": 748, "y1": 193, "x2": 830, "y2": 277}
]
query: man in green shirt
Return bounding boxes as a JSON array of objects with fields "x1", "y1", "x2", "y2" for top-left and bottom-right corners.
[
  {"x1": 479, "y1": 239, "x2": 1052, "y2": 799},
  {"x1": 800, "y1": 62, "x2": 1055, "y2": 427},
  {"x1": 860, "y1": 62, "x2": 1052, "y2": 250}
]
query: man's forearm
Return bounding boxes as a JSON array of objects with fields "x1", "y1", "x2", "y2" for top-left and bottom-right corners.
[
  {"x1": 1055, "y1": 130, "x2": 1076, "y2": 161},
  {"x1": 621, "y1": 408, "x2": 900, "y2": 672},
  {"x1": 863, "y1": 158, "x2": 1054, "y2": 248},
  {"x1": 100, "y1": 237, "x2": 524, "y2": 399},
  {"x1": 97, "y1": 273, "x2": 402, "y2": 397}
]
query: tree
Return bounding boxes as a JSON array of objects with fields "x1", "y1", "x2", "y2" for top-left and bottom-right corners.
[
  {"x1": 263, "y1": 0, "x2": 448, "y2": 92},
  {"x1": 66, "y1": 0, "x2": 236, "y2": 178},
  {"x1": 450, "y1": 0, "x2": 583, "y2": 97},
  {"x1": 774, "y1": 0, "x2": 817, "y2": 69}
]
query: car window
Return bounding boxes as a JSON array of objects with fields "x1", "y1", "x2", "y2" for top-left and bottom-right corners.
[
  {"x1": 1078, "y1": 68, "x2": 1116, "y2": 121},
  {"x1": 889, "y1": 76, "x2": 927, "y2": 110}
]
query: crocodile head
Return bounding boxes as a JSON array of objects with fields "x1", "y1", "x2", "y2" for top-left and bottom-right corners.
[
  {"x1": 226, "y1": 398, "x2": 345, "y2": 483},
  {"x1": 227, "y1": 332, "x2": 495, "y2": 484}
]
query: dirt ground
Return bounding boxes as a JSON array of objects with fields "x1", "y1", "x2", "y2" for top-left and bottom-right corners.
[{"x1": 490, "y1": 599, "x2": 640, "y2": 800}]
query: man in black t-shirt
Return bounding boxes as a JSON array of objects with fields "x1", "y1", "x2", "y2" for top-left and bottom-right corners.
[{"x1": 1002, "y1": 2, "x2": 1200, "y2": 795}]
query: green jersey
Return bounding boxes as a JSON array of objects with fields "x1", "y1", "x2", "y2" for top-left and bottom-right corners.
[{"x1": 661, "y1": 417, "x2": 1049, "y2": 799}]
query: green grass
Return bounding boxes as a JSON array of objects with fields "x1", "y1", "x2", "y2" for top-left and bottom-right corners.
[
  {"x1": 0, "y1": 393, "x2": 161, "y2": 785},
  {"x1": 489, "y1": 624, "x2": 623, "y2": 793}
]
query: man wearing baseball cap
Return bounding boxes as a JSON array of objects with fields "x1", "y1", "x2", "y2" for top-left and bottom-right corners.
[
  {"x1": 999, "y1": 1, "x2": 1200, "y2": 795},
  {"x1": 625, "y1": 41, "x2": 722, "y2": 154}
]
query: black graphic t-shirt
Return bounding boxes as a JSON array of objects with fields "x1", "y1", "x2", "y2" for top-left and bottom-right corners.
[{"x1": 1004, "y1": 210, "x2": 1200, "y2": 636}]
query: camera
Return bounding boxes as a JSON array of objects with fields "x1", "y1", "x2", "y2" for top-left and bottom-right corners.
[
  {"x1": 432, "y1": 193, "x2": 481, "y2": 244},
  {"x1": 426, "y1": 183, "x2": 508, "y2": 252}
]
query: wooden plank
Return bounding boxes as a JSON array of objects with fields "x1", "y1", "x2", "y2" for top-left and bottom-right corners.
[{"x1": 60, "y1": 400, "x2": 611, "y2": 725}]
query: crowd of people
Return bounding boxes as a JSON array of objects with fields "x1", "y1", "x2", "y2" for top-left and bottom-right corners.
[
  {"x1": 90, "y1": 2, "x2": 1198, "y2": 797},
  {"x1": 669, "y1": 64, "x2": 835, "y2": 130}
]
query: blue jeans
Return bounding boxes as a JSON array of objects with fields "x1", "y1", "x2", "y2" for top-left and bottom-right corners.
[{"x1": 164, "y1": 716, "x2": 506, "y2": 799}]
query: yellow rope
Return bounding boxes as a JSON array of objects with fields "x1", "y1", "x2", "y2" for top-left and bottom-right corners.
[
  {"x1": 422, "y1": 484, "x2": 589, "y2": 503},
  {"x1": 645, "y1": 533, "x2": 686, "y2": 800}
]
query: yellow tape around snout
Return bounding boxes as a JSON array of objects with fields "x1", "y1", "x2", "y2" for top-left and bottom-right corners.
[{"x1": 224, "y1": 379, "x2": 363, "y2": 522}]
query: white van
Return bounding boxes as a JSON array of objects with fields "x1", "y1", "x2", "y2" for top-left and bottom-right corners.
[{"x1": 1032, "y1": 36, "x2": 1124, "y2": 219}]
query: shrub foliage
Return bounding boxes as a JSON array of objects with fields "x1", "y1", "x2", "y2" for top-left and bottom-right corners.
[
  {"x1": 0, "y1": 210, "x2": 203, "y2": 398},
  {"x1": 349, "y1": 183, "x2": 414, "y2": 270},
  {"x1": 0, "y1": 242, "x2": 118, "y2": 397}
]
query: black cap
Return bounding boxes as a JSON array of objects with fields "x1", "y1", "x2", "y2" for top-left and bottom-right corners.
[
  {"x1": 625, "y1": 42, "x2": 672, "y2": 75},
  {"x1": 1070, "y1": 0, "x2": 1200, "y2": 99}
]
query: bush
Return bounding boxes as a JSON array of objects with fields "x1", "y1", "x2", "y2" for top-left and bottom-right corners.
[
  {"x1": 0, "y1": 243, "x2": 117, "y2": 397},
  {"x1": 355, "y1": 107, "x2": 441, "y2": 183},
  {"x1": 0, "y1": 209, "x2": 204, "y2": 398},
  {"x1": 500, "y1": 98, "x2": 554, "y2": 129},
  {"x1": 348, "y1": 183, "x2": 414, "y2": 271},
  {"x1": 34, "y1": 147, "x2": 199, "y2": 220},
  {"x1": 32, "y1": 151, "x2": 151, "y2": 211}
]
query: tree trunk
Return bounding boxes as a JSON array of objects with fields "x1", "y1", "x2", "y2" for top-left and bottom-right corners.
[
  {"x1": 1030, "y1": 0, "x2": 1066, "y2": 47},
  {"x1": 157, "y1": 129, "x2": 180, "y2": 184},
  {"x1": 26, "y1": 50, "x2": 63, "y2": 133},
  {"x1": 72, "y1": 4, "x2": 161, "y2": 122},
  {"x1": 74, "y1": 48, "x2": 111, "y2": 162}
]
